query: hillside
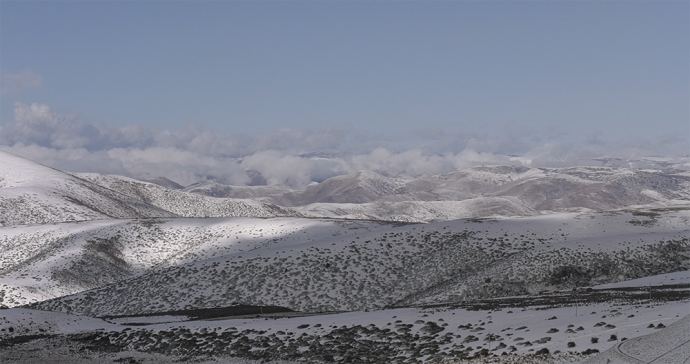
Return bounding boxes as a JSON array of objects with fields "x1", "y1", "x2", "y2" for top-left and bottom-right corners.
[
  {"x1": 294, "y1": 197, "x2": 537, "y2": 222},
  {"x1": 24, "y1": 207, "x2": 689, "y2": 317},
  {"x1": 0, "y1": 151, "x2": 296, "y2": 226},
  {"x1": 74, "y1": 173, "x2": 295, "y2": 219},
  {"x1": 0, "y1": 217, "x2": 393, "y2": 307},
  {"x1": 0, "y1": 151, "x2": 175, "y2": 226},
  {"x1": 183, "y1": 180, "x2": 293, "y2": 200}
]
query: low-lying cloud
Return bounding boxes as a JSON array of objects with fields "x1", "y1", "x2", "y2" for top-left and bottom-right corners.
[{"x1": 1, "y1": 102, "x2": 688, "y2": 188}]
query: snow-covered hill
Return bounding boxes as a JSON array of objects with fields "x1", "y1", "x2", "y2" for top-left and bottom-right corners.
[
  {"x1": 295, "y1": 197, "x2": 537, "y2": 223},
  {"x1": 0, "y1": 217, "x2": 385, "y2": 307},
  {"x1": 20, "y1": 207, "x2": 689, "y2": 318},
  {"x1": 74, "y1": 173, "x2": 295, "y2": 219},
  {"x1": 183, "y1": 180, "x2": 293, "y2": 200},
  {"x1": 0, "y1": 151, "x2": 176, "y2": 226},
  {"x1": 0, "y1": 151, "x2": 296, "y2": 226}
]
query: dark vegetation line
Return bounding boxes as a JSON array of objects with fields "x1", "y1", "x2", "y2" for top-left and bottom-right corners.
[{"x1": 99, "y1": 304, "x2": 294, "y2": 320}]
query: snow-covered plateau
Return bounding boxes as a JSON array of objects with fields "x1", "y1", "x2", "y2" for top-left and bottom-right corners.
[{"x1": 0, "y1": 151, "x2": 688, "y2": 363}]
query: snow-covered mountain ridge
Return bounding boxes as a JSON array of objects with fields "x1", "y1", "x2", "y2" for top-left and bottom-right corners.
[
  {"x1": 186, "y1": 165, "x2": 690, "y2": 221},
  {"x1": 0, "y1": 151, "x2": 178, "y2": 226},
  {"x1": 0, "y1": 151, "x2": 296, "y2": 226},
  {"x1": 73, "y1": 173, "x2": 295, "y2": 220},
  {"x1": 4, "y1": 150, "x2": 688, "y2": 225}
]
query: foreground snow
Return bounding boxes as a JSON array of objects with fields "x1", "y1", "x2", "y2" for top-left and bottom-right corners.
[
  {"x1": 1, "y1": 282, "x2": 687, "y2": 362},
  {"x1": 579, "y1": 313, "x2": 690, "y2": 364}
]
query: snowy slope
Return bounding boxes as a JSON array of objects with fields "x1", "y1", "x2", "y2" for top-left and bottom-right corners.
[
  {"x1": 0, "y1": 217, "x2": 387, "y2": 307},
  {"x1": 0, "y1": 151, "x2": 176, "y2": 226},
  {"x1": 0, "y1": 307, "x2": 121, "y2": 338},
  {"x1": 74, "y1": 173, "x2": 296, "y2": 219},
  {"x1": 183, "y1": 180, "x2": 296, "y2": 200},
  {"x1": 295, "y1": 197, "x2": 537, "y2": 223},
  {"x1": 3, "y1": 286, "x2": 688, "y2": 362},
  {"x1": 27, "y1": 207, "x2": 689, "y2": 317},
  {"x1": 580, "y1": 312, "x2": 690, "y2": 364},
  {"x1": 280, "y1": 170, "x2": 409, "y2": 205},
  {"x1": 0, "y1": 151, "x2": 298, "y2": 227}
]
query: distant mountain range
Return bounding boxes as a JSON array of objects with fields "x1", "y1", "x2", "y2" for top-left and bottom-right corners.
[
  {"x1": 184, "y1": 165, "x2": 690, "y2": 209},
  {"x1": 181, "y1": 162, "x2": 690, "y2": 222},
  {"x1": 2, "y1": 150, "x2": 689, "y2": 225}
]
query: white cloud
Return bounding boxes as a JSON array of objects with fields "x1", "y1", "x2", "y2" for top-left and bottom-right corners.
[
  {"x1": 107, "y1": 147, "x2": 251, "y2": 186},
  {"x1": 1, "y1": 70, "x2": 44, "y2": 96},
  {"x1": 1, "y1": 102, "x2": 687, "y2": 188}
]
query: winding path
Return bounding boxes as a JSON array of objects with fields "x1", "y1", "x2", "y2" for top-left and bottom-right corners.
[{"x1": 611, "y1": 338, "x2": 690, "y2": 363}]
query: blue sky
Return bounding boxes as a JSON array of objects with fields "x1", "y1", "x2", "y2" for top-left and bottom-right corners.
[
  {"x1": 3, "y1": 1, "x2": 687, "y2": 139},
  {"x1": 0, "y1": 1, "x2": 688, "y2": 186}
]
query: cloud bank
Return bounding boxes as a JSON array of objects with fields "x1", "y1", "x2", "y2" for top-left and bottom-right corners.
[{"x1": 1, "y1": 102, "x2": 688, "y2": 188}]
